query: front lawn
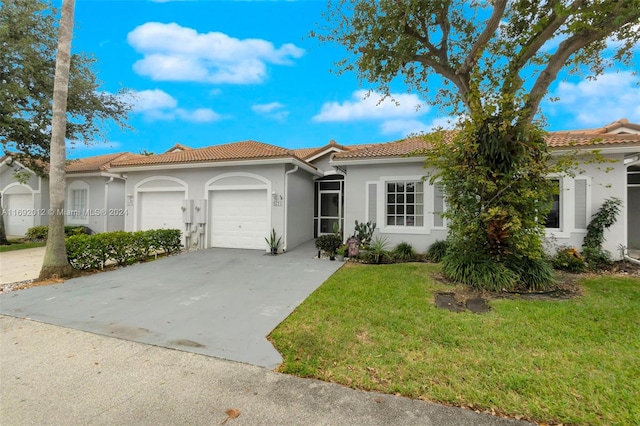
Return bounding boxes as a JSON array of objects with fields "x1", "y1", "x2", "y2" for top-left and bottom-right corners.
[
  {"x1": 270, "y1": 263, "x2": 640, "y2": 425},
  {"x1": 0, "y1": 240, "x2": 46, "y2": 252}
]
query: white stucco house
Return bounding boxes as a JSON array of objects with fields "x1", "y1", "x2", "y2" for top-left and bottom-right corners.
[{"x1": 2, "y1": 119, "x2": 639, "y2": 258}]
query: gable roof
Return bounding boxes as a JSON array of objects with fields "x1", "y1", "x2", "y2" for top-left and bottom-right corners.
[
  {"x1": 562, "y1": 118, "x2": 640, "y2": 135},
  {"x1": 165, "y1": 143, "x2": 193, "y2": 153},
  {"x1": 111, "y1": 140, "x2": 299, "y2": 168},
  {"x1": 66, "y1": 152, "x2": 140, "y2": 173}
]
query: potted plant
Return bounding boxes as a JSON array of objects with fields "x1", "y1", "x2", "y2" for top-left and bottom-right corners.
[
  {"x1": 314, "y1": 234, "x2": 343, "y2": 260},
  {"x1": 336, "y1": 245, "x2": 348, "y2": 261},
  {"x1": 265, "y1": 228, "x2": 282, "y2": 255}
]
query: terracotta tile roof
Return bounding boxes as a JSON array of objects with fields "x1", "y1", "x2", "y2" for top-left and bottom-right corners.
[
  {"x1": 294, "y1": 140, "x2": 385, "y2": 161},
  {"x1": 165, "y1": 143, "x2": 193, "y2": 153},
  {"x1": 545, "y1": 132, "x2": 640, "y2": 148},
  {"x1": 111, "y1": 140, "x2": 297, "y2": 167},
  {"x1": 292, "y1": 147, "x2": 319, "y2": 160},
  {"x1": 66, "y1": 153, "x2": 140, "y2": 173},
  {"x1": 332, "y1": 132, "x2": 455, "y2": 160},
  {"x1": 561, "y1": 118, "x2": 640, "y2": 135}
]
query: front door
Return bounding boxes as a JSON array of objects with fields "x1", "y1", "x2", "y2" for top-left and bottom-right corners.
[{"x1": 315, "y1": 176, "x2": 344, "y2": 237}]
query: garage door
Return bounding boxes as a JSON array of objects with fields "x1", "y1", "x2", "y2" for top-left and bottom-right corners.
[
  {"x1": 210, "y1": 190, "x2": 268, "y2": 249},
  {"x1": 139, "y1": 192, "x2": 184, "y2": 233},
  {"x1": 5, "y1": 193, "x2": 34, "y2": 236}
]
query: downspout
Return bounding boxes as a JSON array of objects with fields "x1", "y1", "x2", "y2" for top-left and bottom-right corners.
[
  {"x1": 283, "y1": 165, "x2": 299, "y2": 252},
  {"x1": 104, "y1": 177, "x2": 114, "y2": 232}
]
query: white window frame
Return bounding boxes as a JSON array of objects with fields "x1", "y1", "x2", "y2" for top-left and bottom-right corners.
[
  {"x1": 378, "y1": 175, "x2": 430, "y2": 235},
  {"x1": 67, "y1": 180, "x2": 89, "y2": 225}
]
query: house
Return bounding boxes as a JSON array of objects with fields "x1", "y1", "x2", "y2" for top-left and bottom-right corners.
[
  {"x1": 2, "y1": 119, "x2": 639, "y2": 259},
  {"x1": 0, "y1": 153, "x2": 134, "y2": 235}
]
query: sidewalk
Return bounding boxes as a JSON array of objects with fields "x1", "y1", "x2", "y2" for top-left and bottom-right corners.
[
  {"x1": 0, "y1": 246, "x2": 45, "y2": 285},
  {"x1": 0, "y1": 316, "x2": 530, "y2": 425}
]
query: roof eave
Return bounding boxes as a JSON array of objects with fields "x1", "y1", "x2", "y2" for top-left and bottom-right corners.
[{"x1": 330, "y1": 156, "x2": 427, "y2": 166}]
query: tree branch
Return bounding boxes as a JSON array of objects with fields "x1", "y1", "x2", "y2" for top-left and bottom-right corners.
[{"x1": 457, "y1": 0, "x2": 508, "y2": 76}]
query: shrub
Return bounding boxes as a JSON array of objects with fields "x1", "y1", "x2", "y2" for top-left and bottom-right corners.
[
  {"x1": 426, "y1": 240, "x2": 449, "y2": 263},
  {"x1": 582, "y1": 197, "x2": 622, "y2": 270},
  {"x1": 442, "y1": 249, "x2": 518, "y2": 292},
  {"x1": 393, "y1": 242, "x2": 417, "y2": 262},
  {"x1": 507, "y1": 257, "x2": 555, "y2": 291},
  {"x1": 66, "y1": 229, "x2": 182, "y2": 270},
  {"x1": 363, "y1": 236, "x2": 391, "y2": 264},
  {"x1": 315, "y1": 234, "x2": 343, "y2": 256},
  {"x1": 551, "y1": 246, "x2": 587, "y2": 273},
  {"x1": 26, "y1": 225, "x2": 91, "y2": 241},
  {"x1": 582, "y1": 246, "x2": 613, "y2": 271}
]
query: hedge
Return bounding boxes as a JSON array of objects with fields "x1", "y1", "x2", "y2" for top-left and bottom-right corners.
[
  {"x1": 26, "y1": 225, "x2": 90, "y2": 241},
  {"x1": 66, "y1": 229, "x2": 182, "y2": 270}
]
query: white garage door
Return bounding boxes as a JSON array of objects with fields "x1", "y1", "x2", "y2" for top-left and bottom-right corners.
[
  {"x1": 139, "y1": 191, "x2": 185, "y2": 233},
  {"x1": 5, "y1": 193, "x2": 34, "y2": 236},
  {"x1": 210, "y1": 190, "x2": 268, "y2": 249}
]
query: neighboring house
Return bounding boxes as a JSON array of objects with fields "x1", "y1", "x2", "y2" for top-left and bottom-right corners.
[
  {"x1": 2, "y1": 119, "x2": 639, "y2": 258},
  {"x1": 0, "y1": 153, "x2": 134, "y2": 235}
]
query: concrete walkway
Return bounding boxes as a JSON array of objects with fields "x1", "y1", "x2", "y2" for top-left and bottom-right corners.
[
  {"x1": 0, "y1": 316, "x2": 530, "y2": 426},
  {"x1": 0, "y1": 246, "x2": 45, "y2": 285}
]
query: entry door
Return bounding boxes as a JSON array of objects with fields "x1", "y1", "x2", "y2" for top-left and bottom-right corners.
[{"x1": 318, "y1": 190, "x2": 341, "y2": 235}]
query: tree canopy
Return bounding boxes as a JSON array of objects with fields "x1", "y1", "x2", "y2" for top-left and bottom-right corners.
[
  {"x1": 318, "y1": 0, "x2": 640, "y2": 290},
  {"x1": 0, "y1": 0, "x2": 130, "y2": 173},
  {"x1": 317, "y1": 0, "x2": 640, "y2": 124}
]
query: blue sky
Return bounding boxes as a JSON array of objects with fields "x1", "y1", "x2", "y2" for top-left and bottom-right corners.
[{"x1": 64, "y1": 0, "x2": 640, "y2": 158}]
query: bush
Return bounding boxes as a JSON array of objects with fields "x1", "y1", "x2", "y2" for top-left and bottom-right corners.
[
  {"x1": 426, "y1": 240, "x2": 449, "y2": 263},
  {"x1": 362, "y1": 236, "x2": 391, "y2": 264},
  {"x1": 442, "y1": 249, "x2": 518, "y2": 292},
  {"x1": 393, "y1": 242, "x2": 417, "y2": 262},
  {"x1": 551, "y1": 247, "x2": 587, "y2": 273},
  {"x1": 315, "y1": 234, "x2": 343, "y2": 256},
  {"x1": 26, "y1": 225, "x2": 91, "y2": 241},
  {"x1": 582, "y1": 246, "x2": 614, "y2": 270},
  {"x1": 507, "y1": 257, "x2": 555, "y2": 291},
  {"x1": 66, "y1": 229, "x2": 182, "y2": 270}
]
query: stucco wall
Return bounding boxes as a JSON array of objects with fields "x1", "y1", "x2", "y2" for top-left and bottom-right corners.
[
  {"x1": 0, "y1": 165, "x2": 48, "y2": 232},
  {"x1": 119, "y1": 163, "x2": 288, "y2": 250},
  {"x1": 66, "y1": 176, "x2": 107, "y2": 233},
  {"x1": 342, "y1": 160, "x2": 447, "y2": 252},
  {"x1": 285, "y1": 166, "x2": 314, "y2": 250}
]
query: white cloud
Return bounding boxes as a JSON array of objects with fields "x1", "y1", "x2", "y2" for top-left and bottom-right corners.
[
  {"x1": 127, "y1": 22, "x2": 305, "y2": 84},
  {"x1": 313, "y1": 90, "x2": 426, "y2": 122},
  {"x1": 548, "y1": 72, "x2": 640, "y2": 126},
  {"x1": 380, "y1": 116, "x2": 457, "y2": 137},
  {"x1": 252, "y1": 102, "x2": 289, "y2": 121},
  {"x1": 127, "y1": 89, "x2": 222, "y2": 123}
]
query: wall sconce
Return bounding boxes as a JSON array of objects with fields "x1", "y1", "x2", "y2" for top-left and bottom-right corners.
[
  {"x1": 272, "y1": 191, "x2": 283, "y2": 206},
  {"x1": 127, "y1": 193, "x2": 133, "y2": 206}
]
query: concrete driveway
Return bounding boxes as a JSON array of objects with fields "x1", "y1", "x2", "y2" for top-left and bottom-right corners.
[{"x1": 0, "y1": 241, "x2": 342, "y2": 369}]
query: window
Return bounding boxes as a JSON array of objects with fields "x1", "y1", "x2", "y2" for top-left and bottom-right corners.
[
  {"x1": 386, "y1": 181, "x2": 424, "y2": 227},
  {"x1": 545, "y1": 179, "x2": 560, "y2": 229},
  {"x1": 67, "y1": 181, "x2": 89, "y2": 224}
]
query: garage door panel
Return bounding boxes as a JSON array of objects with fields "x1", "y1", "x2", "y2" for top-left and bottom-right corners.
[
  {"x1": 139, "y1": 192, "x2": 185, "y2": 233},
  {"x1": 210, "y1": 190, "x2": 268, "y2": 250},
  {"x1": 5, "y1": 194, "x2": 34, "y2": 236}
]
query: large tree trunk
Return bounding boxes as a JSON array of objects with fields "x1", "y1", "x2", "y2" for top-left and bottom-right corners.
[
  {"x1": 0, "y1": 193, "x2": 9, "y2": 245},
  {"x1": 39, "y1": 0, "x2": 75, "y2": 280}
]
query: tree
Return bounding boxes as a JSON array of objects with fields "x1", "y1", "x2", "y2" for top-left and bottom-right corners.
[
  {"x1": 0, "y1": 0, "x2": 130, "y2": 270},
  {"x1": 39, "y1": 0, "x2": 75, "y2": 279},
  {"x1": 318, "y1": 1, "x2": 640, "y2": 290},
  {"x1": 0, "y1": 0, "x2": 130, "y2": 171}
]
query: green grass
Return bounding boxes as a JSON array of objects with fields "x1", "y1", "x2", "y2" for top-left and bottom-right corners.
[
  {"x1": 270, "y1": 263, "x2": 640, "y2": 425},
  {"x1": 0, "y1": 240, "x2": 46, "y2": 252}
]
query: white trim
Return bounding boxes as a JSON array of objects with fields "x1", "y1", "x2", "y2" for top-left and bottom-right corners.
[
  {"x1": 551, "y1": 146, "x2": 640, "y2": 155},
  {"x1": 112, "y1": 157, "x2": 322, "y2": 177},
  {"x1": 378, "y1": 175, "x2": 430, "y2": 235},
  {"x1": 67, "y1": 172, "x2": 125, "y2": 179},
  {"x1": 306, "y1": 147, "x2": 343, "y2": 163},
  {"x1": 204, "y1": 172, "x2": 271, "y2": 251}
]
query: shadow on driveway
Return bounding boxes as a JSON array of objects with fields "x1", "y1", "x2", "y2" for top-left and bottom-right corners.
[{"x1": 0, "y1": 240, "x2": 342, "y2": 369}]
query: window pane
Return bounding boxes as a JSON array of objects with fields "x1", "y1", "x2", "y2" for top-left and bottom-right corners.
[
  {"x1": 387, "y1": 216, "x2": 395, "y2": 226},
  {"x1": 545, "y1": 180, "x2": 561, "y2": 229},
  {"x1": 407, "y1": 194, "x2": 414, "y2": 203},
  {"x1": 406, "y1": 182, "x2": 415, "y2": 192},
  {"x1": 396, "y1": 216, "x2": 404, "y2": 226},
  {"x1": 320, "y1": 182, "x2": 341, "y2": 190},
  {"x1": 407, "y1": 205, "x2": 414, "y2": 214},
  {"x1": 397, "y1": 205, "x2": 404, "y2": 214},
  {"x1": 387, "y1": 205, "x2": 395, "y2": 214},
  {"x1": 416, "y1": 216, "x2": 424, "y2": 226},
  {"x1": 387, "y1": 183, "x2": 395, "y2": 192},
  {"x1": 406, "y1": 216, "x2": 415, "y2": 226},
  {"x1": 396, "y1": 183, "x2": 404, "y2": 192},
  {"x1": 397, "y1": 194, "x2": 404, "y2": 203},
  {"x1": 387, "y1": 194, "x2": 395, "y2": 203}
]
